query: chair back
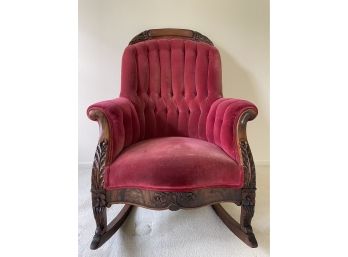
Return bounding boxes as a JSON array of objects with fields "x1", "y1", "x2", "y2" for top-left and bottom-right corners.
[{"x1": 120, "y1": 29, "x2": 223, "y2": 140}]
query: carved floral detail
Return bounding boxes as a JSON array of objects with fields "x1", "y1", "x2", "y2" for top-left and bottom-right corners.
[
  {"x1": 241, "y1": 189, "x2": 256, "y2": 206},
  {"x1": 91, "y1": 140, "x2": 108, "y2": 190},
  {"x1": 152, "y1": 192, "x2": 197, "y2": 210},
  {"x1": 240, "y1": 140, "x2": 256, "y2": 189},
  {"x1": 92, "y1": 190, "x2": 107, "y2": 209},
  {"x1": 192, "y1": 31, "x2": 213, "y2": 45},
  {"x1": 91, "y1": 140, "x2": 108, "y2": 237},
  {"x1": 129, "y1": 30, "x2": 150, "y2": 45},
  {"x1": 129, "y1": 29, "x2": 213, "y2": 45},
  {"x1": 240, "y1": 140, "x2": 256, "y2": 235}
]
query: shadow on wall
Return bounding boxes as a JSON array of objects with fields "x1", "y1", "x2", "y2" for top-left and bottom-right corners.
[{"x1": 218, "y1": 47, "x2": 260, "y2": 104}]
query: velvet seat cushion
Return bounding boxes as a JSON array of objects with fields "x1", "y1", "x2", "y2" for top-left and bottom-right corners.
[{"x1": 105, "y1": 137, "x2": 244, "y2": 192}]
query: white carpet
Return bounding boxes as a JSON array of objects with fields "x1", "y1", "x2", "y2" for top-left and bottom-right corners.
[{"x1": 78, "y1": 165, "x2": 269, "y2": 257}]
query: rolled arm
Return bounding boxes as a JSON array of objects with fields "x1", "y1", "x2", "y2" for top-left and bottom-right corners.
[
  {"x1": 206, "y1": 98, "x2": 258, "y2": 165},
  {"x1": 87, "y1": 97, "x2": 140, "y2": 164}
]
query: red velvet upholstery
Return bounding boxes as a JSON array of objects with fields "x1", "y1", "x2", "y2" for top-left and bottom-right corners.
[
  {"x1": 106, "y1": 137, "x2": 242, "y2": 191},
  {"x1": 87, "y1": 98, "x2": 140, "y2": 161},
  {"x1": 120, "y1": 39, "x2": 222, "y2": 140},
  {"x1": 88, "y1": 38, "x2": 258, "y2": 191}
]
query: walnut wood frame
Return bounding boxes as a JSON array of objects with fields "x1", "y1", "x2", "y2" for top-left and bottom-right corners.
[
  {"x1": 87, "y1": 29, "x2": 258, "y2": 250},
  {"x1": 129, "y1": 28, "x2": 213, "y2": 45}
]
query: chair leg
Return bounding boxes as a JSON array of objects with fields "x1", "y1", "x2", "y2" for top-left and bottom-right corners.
[
  {"x1": 240, "y1": 188, "x2": 257, "y2": 247},
  {"x1": 90, "y1": 204, "x2": 133, "y2": 250},
  {"x1": 212, "y1": 202, "x2": 258, "y2": 248}
]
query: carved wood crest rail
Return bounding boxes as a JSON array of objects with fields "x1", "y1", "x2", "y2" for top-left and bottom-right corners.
[{"x1": 129, "y1": 28, "x2": 213, "y2": 45}]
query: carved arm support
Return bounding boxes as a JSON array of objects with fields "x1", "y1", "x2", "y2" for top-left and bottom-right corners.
[
  {"x1": 238, "y1": 110, "x2": 257, "y2": 189},
  {"x1": 87, "y1": 98, "x2": 140, "y2": 236}
]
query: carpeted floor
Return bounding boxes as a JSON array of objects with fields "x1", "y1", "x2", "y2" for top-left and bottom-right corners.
[{"x1": 78, "y1": 165, "x2": 269, "y2": 257}]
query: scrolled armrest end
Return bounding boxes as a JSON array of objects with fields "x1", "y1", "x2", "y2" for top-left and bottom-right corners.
[
  {"x1": 237, "y1": 108, "x2": 258, "y2": 141},
  {"x1": 87, "y1": 108, "x2": 110, "y2": 142}
]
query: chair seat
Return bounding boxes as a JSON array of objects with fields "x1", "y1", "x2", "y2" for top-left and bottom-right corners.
[{"x1": 105, "y1": 137, "x2": 243, "y2": 191}]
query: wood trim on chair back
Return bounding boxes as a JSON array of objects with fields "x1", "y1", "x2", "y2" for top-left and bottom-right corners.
[{"x1": 129, "y1": 28, "x2": 214, "y2": 45}]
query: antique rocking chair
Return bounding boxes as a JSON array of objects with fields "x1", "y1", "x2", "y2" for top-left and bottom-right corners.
[{"x1": 87, "y1": 28, "x2": 258, "y2": 249}]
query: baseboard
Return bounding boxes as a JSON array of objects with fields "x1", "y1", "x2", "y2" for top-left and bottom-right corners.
[{"x1": 78, "y1": 160, "x2": 269, "y2": 170}]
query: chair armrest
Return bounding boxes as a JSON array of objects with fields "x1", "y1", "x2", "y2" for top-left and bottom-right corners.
[
  {"x1": 206, "y1": 98, "x2": 258, "y2": 166},
  {"x1": 87, "y1": 97, "x2": 140, "y2": 164}
]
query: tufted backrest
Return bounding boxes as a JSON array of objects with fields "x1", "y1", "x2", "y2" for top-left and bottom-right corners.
[{"x1": 120, "y1": 39, "x2": 222, "y2": 140}]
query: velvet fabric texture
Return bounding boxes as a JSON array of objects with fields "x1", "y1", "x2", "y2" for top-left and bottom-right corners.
[
  {"x1": 87, "y1": 39, "x2": 257, "y2": 191},
  {"x1": 106, "y1": 137, "x2": 242, "y2": 191}
]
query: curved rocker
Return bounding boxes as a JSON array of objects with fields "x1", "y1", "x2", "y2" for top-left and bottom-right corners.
[
  {"x1": 212, "y1": 203, "x2": 257, "y2": 248},
  {"x1": 87, "y1": 29, "x2": 259, "y2": 250},
  {"x1": 90, "y1": 204, "x2": 133, "y2": 250}
]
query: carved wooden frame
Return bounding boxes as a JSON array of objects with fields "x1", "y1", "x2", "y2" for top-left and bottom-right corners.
[
  {"x1": 129, "y1": 28, "x2": 214, "y2": 45},
  {"x1": 87, "y1": 29, "x2": 258, "y2": 250}
]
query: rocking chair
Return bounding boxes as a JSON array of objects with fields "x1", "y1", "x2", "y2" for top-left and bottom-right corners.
[{"x1": 87, "y1": 28, "x2": 258, "y2": 249}]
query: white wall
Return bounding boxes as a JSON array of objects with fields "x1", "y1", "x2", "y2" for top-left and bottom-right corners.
[{"x1": 79, "y1": 0, "x2": 269, "y2": 165}]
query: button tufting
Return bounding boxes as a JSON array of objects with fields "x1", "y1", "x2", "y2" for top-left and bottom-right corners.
[{"x1": 120, "y1": 39, "x2": 223, "y2": 143}]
